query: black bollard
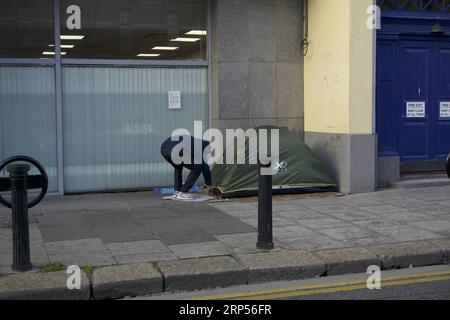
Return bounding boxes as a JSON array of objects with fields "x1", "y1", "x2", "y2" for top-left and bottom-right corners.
[
  {"x1": 257, "y1": 162, "x2": 274, "y2": 250},
  {"x1": 7, "y1": 164, "x2": 32, "y2": 271}
]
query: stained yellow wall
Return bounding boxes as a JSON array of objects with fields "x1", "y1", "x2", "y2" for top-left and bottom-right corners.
[{"x1": 304, "y1": 0, "x2": 374, "y2": 134}]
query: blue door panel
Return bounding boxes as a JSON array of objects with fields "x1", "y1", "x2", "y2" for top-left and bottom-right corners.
[
  {"x1": 400, "y1": 46, "x2": 429, "y2": 103},
  {"x1": 433, "y1": 45, "x2": 450, "y2": 159},
  {"x1": 398, "y1": 42, "x2": 431, "y2": 162},
  {"x1": 437, "y1": 123, "x2": 450, "y2": 158},
  {"x1": 376, "y1": 41, "x2": 398, "y2": 156},
  {"x1": 402, "y1": 122, "x2": 428, "y2": 160}
]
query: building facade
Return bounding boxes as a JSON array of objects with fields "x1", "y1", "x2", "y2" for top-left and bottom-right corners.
[{"x1": 0, "y1": 0, "x2": 448, "y2": 195}]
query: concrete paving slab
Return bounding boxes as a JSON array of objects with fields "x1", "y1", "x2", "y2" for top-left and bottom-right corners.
[
  {"x1": 45, "y1": 239, "x2": 116, "y2": 267},
  {"x1": 277, "y1": 209, "x2": 326, "y2": 220},
  {"x1": 84, "y1": 211, "x2": 137, "y2": 226},
  {"x1": 335, "y1": 196, "x2": 384, "y2": 207},
  {"x1": 114, "y1": 252, "x2": 177, "y2": 264},
  {"x1": 157, "y1": 256, "x2": 247, "y2": 291},
  {"x1": 168, "y1": 241, "x2": 233, "y2": 259},
  {"x1": 39, "y1": 201, "x2": 85, "y2": 214},
  {"x1": 278, "y1": 235, "x2": 356, "y2": 251},
  {"x1": 366, "y1": 241, "x2": 446, "y2": 269},
  {"x1": 131, "y1": 208, "x2": 180, "y2": 219},
  {"x1": 214, "y1": 233, "x2": 267, "y2": 254},
  {"x1": 92, "y1": 263, "x2": 163, "y2": 300},
  {"x1": 319, "y1": 226, "x2": 379, "y2": 241},
  {"x1": 372, "y1": 225, "x2": 443, "y2": 242},
  {"x1": 48, "y1": 251, "x2": 116, "y2": 267},
  {"x1": 351, "y1": 236, "x2": 399, "y2": 247},
  {"x1": 376, "y1": 211, "x2": 430, "y2": 222},
  {"x1": 0, "y1": 270, "x2": 90, "y2": 300},
  {"x1": 298, "y1": 217, "x2": 352, "y2": 229},
  {"x1": 241, "y1": 218, "x2": 258, "y2": 228},
  {"x1": 237, "y1": 250, "x2": 326, "y2": 283},
  {"x1": 219, "y1": 209, "x2": 258, "y2": 220},
  {"x1": 419, "y1": 205, "x2": 450, "y2": 216},
  {"x1": 326, "y1": 210, "x2": 380, "y2": 222},
  {"x1": 90, "y1": 224, "x2": 157, "y2": 243},
  {"x1": 192, "y1": 218, "x2": 256, "y2": 235},
  {"x1": 272, "y1": 217, "x2": 296, "y2": 227},
  {"x1": 314, "y1": 247, "x2": 380, "y2": 275},
  {"x1": 139, "y1": 217, "x2": 200, "y2": 233},
  {"x1": 39, "y1": 224, "x2": 94, "y2": 242},
  {"x1": 156, "y1": 231, "x2": 217, "y2": 246},
  {"x1": 176, "y1": 209, "x2": 232, "y2": 220},
  {"x1": 45, "y1": 238, "x2": 107, "y2": 254},
  {"x1": 272, "y1": 225, "x2": 317, "y2": 240},
  {"x1": 84, "y1": 200, "x2": 129, "y2": 212},
  {"x1": 351, "y1": 219, "x2": 403, "y2": 228},
  {"x1": 36, "y1": 212, "x2": 88, "y2": 226},
  {"x1": 106, "y1": 240, "x2": 169, "y2": 256},
  {"x1": 360, "y1": 205, "x2": 408, "y2": 214},
  {"x1": 412, "y1": 220, "x2": 450, "y2": 233}
]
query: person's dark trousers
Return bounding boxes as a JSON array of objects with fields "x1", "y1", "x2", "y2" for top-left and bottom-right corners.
[
  {"x1": 161, "y1": 148, "x2": 203, "y2": 193},
  {"x1": 161, "y1": 149, "x2": 183, "y2": 192},
  {"x1": 181, "y1": 164, "x2": 203, "y2": 193}
]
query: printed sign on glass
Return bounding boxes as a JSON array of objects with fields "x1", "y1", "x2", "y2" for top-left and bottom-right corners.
[
  {"x1": 168, "y1": 91, "x2": 181, "y2": 110},
  {"x1": 440, "y1": 102, "x2": 450, "y2": 119},
  {"x1": 406, "y1": 102, "x2": 426, "y2": 118}
]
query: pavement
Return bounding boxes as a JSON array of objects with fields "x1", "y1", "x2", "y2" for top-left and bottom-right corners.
[{"x1": 1, "y1": 186, "x2": 450, "y2": 299}]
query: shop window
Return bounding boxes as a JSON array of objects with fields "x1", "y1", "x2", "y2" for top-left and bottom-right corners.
[
  {"x1": 0, "y1": 0, "x2": 55, "y2": 59},
  {"x1": 59, "y1": 0, "x2": 207, "y2": 60},
  {"x1": 378, "y1": 0, "x2": 450, "y2": 12}
]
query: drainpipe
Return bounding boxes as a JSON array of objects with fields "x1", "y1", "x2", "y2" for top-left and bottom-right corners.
[{"x1": 302, "y1": 0, "x2": 309, "y2": 56}]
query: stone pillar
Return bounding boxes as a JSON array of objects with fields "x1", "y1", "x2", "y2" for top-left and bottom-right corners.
[
  {"x1": 304, "y1": 0, "x2": 377, "y2": 194},
  {"x1": 210, "y1": 0, "x2": 304, "y2": 137}
]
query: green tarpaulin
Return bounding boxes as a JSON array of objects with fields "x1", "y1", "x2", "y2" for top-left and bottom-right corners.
[{"x1": 212, "y1": 126, "x2": 336, "y2": 197}]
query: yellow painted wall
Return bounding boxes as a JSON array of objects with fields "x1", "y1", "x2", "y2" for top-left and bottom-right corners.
[{"x1": 304, "y1": 0, "x2": 374, "y2": 134}]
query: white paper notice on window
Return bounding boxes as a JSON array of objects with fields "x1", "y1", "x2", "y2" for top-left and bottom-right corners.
[
  {"x1": 168, "y1": 91, "x2": 181, "y2": 110},
  {"x1": 406, "y1": 101, "x2": 426, "y2": 118},
  {"x1": 440, "y1": 102, "x2": 450, "y2": 119}
]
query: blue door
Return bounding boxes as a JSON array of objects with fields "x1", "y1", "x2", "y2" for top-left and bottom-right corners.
[
  {"x1": 432, "y1": 42, "x2": 450, "y2": 161},
  {"x1": 377, "y1": 38, "x2": 450, "y2": 163}
]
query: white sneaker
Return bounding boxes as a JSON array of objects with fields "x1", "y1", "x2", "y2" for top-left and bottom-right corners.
[
  {"x1": 176, "y1": 192, "x2": 194, "y2": 201},
  {"x1": 163, "y1": 191, "x2": 181, "y2": 200}
]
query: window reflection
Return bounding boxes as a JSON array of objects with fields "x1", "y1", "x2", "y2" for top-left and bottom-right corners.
[
  {"x1": 59, "y1": 0, "x2": 207, "y2": 60},
  {"x1": 0, "y1": 0, "x2": 54, "y2": 59}
]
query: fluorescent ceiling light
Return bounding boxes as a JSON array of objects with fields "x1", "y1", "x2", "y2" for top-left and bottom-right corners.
[
  {"x1": 60, "y1": 35, "x2": 84, "y2": 40},
  {"x1": 49, "y1": 44, "x2": 75, "y2": 49},
  {"x1": 185, "y1": 30, "x2": 207, "y2": 36},
  {"x1": 42, "y1": 51, "x2": 67, "y2": 55},
  {"x1": 137, "y1": 53, "x2": 160, "y2": 57},
  {"x1": 152, "y1": 46, "x2": 178, "y2": 51},
  {"x1": 170, "y1": 37, "x2": 201, "y2": 42}
]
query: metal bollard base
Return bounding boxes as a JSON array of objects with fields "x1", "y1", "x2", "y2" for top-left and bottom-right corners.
[
  {"x1": 12, "y1": 263, "x2": 33, "y2": 272},
  {"x1": 257, "y1": 242, "x2": 275, "y2": 250}
]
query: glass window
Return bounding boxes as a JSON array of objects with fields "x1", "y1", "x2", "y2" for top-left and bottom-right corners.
[
  {"x1": 378, "y1": 0, "x2": 450, "y2": 12},
  {"x1": 59, "y1": 0, "x2": 207, "y2": 60},
  {"x1": 61, "y1": 66, "x2": 208, "y2": 192},
  {"x1": 0, "y1": 66, "x2": 58, "y2": 192},
  {"x1": 0, "y1": 0, "x2": 55, "y2": 59}
]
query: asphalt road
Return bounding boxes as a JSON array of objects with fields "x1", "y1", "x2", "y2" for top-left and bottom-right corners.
[{"x1": 135, "y1": 265, "x2": 450, "y2": 300}]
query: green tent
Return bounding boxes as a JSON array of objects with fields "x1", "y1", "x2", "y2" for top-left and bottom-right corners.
[{"x1": 212, "y1": 126, "x2": 336, "y2": 197}]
